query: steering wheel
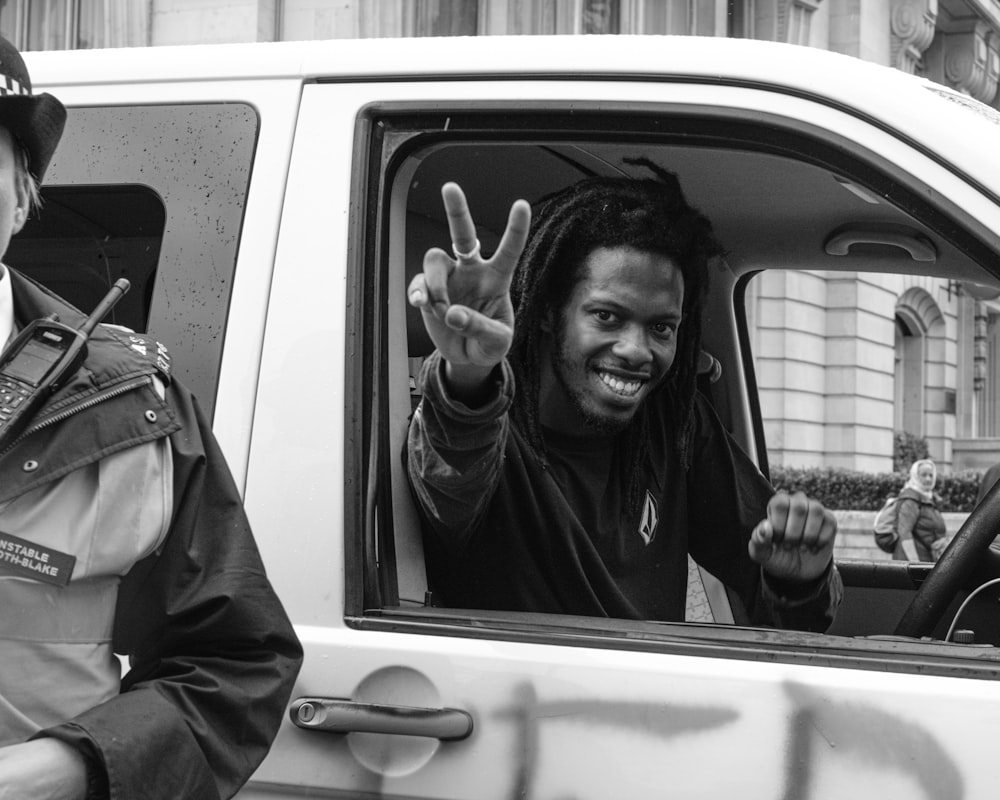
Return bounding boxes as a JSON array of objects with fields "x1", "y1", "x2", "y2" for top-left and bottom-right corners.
[{"x1": 894, "y1": 480, "x2": 1000, "y2": 638}]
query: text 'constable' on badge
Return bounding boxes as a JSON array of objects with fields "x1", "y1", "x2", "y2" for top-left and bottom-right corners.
[{"x1": 0, "y1": 531, "x2": 76, "y2": 586}]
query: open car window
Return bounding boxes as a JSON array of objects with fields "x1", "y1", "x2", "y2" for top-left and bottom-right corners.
[{"x1": 353, "y1": 103, "x2": 1000, "y2": 678}]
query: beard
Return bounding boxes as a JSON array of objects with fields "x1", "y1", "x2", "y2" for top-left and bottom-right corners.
[{"x1": 550, "y1": 326, "x2": 636, "y2": 436}]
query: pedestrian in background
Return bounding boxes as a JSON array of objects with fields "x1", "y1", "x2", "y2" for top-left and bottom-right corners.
[
  {"x1": 896, "y1": 458, "x2": 948, "y2": 562},
  {"x1": 0, "y1": 34, "x2": 301, "y2": 800}
]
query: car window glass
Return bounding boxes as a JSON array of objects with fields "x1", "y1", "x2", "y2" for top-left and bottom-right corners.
[{"x1": 10, "y1": 103, "x2": 259, "y2": 419}]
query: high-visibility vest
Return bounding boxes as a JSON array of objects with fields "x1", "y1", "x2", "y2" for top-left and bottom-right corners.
[{"x1": 0, "y1": 439, "x2": 171, "y2": 743}]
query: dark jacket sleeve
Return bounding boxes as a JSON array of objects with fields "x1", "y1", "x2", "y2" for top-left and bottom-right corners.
[
  {"x1": 39, "y1": 384, "x2": 303, "y2": 800},
  {"x1": 686, "y1": 395, "x2": 842, "y2": 633},
  {"x1": 407, "y1": 350, "x2": 513, "y2": 549}
]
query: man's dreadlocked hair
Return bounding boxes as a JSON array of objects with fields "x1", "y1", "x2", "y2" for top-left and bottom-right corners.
[{"x1": 508, "y1": 158, "x2": 725, "y2": 511}]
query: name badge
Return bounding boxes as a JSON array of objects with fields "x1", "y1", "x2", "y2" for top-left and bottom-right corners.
[{"x1": 0, "y1": 531, "x2": 76, "y2": 587}]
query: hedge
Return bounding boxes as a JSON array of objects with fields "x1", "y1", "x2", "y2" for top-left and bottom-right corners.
[{"x1": 770, "y1": 465, "x2": 984, "y2": 513}]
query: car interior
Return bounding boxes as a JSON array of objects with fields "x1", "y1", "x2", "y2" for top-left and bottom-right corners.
[{"x1": 361, "y1": 104, "x2": 1000, "y2": 672}]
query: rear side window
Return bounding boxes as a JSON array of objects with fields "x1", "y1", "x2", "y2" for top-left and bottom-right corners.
[{"x1": 4, "y1": 103, "x2": 259, "y2": 418}]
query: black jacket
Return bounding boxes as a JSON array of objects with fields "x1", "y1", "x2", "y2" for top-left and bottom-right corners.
[{"x1": 409, "y1": 351, "x2": 841, "y2": 632}]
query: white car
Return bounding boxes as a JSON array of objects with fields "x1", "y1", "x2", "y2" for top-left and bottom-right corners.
[{"x1": 23, "y1": 34, "x2": 1000, "y2": 799}]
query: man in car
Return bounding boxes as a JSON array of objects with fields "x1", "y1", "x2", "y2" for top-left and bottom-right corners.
[
  {"x1": 0, "y1": 35, "x2": 301, "y2": 799},
  {"x1": 406, "y1": 159, "x2": 842, "y2": 630}
]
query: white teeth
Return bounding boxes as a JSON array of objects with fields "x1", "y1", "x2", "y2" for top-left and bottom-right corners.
[{"x1": 598, "y1": 371, "x2": 642, "y2": 397}]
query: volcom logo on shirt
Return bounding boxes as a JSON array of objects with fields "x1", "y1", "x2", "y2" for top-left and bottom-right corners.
[{"x1": 639, "y1": 490, "x2": 659, "y2": 545}]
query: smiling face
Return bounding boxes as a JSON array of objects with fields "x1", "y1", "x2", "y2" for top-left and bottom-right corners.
[{"x1": 538, "y1": 246, "x2": 684, "y2": 435}]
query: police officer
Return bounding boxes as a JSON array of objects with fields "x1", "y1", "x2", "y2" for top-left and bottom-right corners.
[{"x1": 0, "y1": 35, "x2": 301, "y2": 800}]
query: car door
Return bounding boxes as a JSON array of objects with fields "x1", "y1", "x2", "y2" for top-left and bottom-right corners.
[{"x1": 242, "y1": 47, "x2": 1000, "y2": 800}]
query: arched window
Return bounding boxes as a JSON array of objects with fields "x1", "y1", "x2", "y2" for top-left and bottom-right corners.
[
  {"x1": 894, "y1": 311, "x2": 926, "y2": 436},
  {"x1": 894, "y1": 286, "x2": 946, "y2": 445}
]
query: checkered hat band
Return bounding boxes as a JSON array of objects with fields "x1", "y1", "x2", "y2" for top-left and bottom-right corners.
[{"x1": 0, "y1": 76, "x2": 26, "y2": 96}]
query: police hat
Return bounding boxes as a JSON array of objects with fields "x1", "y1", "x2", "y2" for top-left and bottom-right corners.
[{"x1": 0, "y1": 35, "x2": 66, "y2": 181}]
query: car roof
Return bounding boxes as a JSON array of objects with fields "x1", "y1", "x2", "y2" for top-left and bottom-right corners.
[{"x1": 26, "y1": 34, "x2": 1000, "y2": 202}]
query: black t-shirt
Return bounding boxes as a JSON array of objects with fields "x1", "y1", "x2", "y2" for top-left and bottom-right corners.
[{"x1": 423, "y1": 390, "x2": 777, "y2": 622}]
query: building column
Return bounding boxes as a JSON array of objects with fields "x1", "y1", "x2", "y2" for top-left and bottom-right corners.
[
  {"x1": 152, "y1": 0, "x2": 281, "y2": 45},
  {"x1": 827, "y1": 0, "x2": 893, "y2": 64},
  {"x1": 257, "y1": 0, "x2": 279, "y2": 40},
  {"x1": 753, "y1": 270, "x2": 831, "y2": 468},
  {"x1": 824, "y1": 273, "x2": 896, "y2": 472}
]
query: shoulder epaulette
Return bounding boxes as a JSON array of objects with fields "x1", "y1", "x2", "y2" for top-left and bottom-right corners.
[{"x1": 119, "y1": 330, "x2": 172, "y2": 385}]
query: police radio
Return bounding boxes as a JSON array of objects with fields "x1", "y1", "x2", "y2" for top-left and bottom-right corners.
[{"x1": 0, "y1": 278, "x2": 130, "y2": 451}]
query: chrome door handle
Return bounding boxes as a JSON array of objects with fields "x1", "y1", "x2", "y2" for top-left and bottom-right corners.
[{"x1": 289, "y1": 697, "x2": 473, "y2": 741}]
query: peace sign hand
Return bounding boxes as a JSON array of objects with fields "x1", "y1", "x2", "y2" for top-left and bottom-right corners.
[{"x1": 408, "y1": 183, "x2": 531, "y2": 398}]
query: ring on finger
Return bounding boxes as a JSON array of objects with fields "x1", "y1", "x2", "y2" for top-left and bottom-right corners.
[{"x1": 452, "y1": 238, "x2": 481, "y2": 262}]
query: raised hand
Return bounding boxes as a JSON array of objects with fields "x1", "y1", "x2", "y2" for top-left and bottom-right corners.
[
  {"x1": 748, "y1": 490, "x2": 837, "y2": 583},
  {"x1": 407, "y1": 183, "x2": 531, "y2": 397}
]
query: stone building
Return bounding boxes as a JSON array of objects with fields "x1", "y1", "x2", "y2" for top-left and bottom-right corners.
[{"x1": 2, "y1": 0, "x2": 998, "y2": 474}]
